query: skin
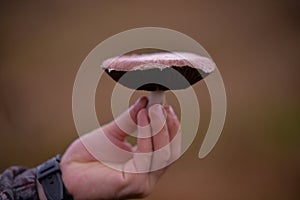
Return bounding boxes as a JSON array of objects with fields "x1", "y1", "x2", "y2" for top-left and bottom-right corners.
[{"x1": 38, "y1": 97, "x2": 181, "y2": 200}]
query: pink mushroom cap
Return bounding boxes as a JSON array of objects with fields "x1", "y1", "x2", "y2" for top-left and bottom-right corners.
[{"x1": 101, "y1": 52, "x2": 215, "y2": 91}]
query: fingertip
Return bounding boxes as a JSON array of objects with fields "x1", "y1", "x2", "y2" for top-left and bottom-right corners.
[
  {"x1": 163, "y1": 105, "x2": 170, "y2": 116},
  {"x1": 148, "y1": 104, "x2": 164, "y2": 117},
  {"x1": 137, "y1": 108, "x2": 149, "y2": 126},
  {"x1": 137, "y1": 108, "x2": 147, "y2": 117},
  {"x1": 165, "y1": 105, "x2": 175, "y2": 117},
  {"x1": 130, "y1": 97, "x2": 148, "y2": 121}
]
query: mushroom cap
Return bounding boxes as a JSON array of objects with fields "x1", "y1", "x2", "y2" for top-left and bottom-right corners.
[{"x1": 101, "y1": 52, "x2": 215, "y2": 91}]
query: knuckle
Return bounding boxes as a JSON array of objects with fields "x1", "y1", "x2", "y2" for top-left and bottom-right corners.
[
  {"x1": 116, "y1": 175, "x2": 152, "y2": 198},
  {"x1": 159, "y1": 125, "x2": 168, "y2": 134},
  {"x1": 134, "y1": 181, "x2": 152, "y2": 197},
  {"x1": 153, "y1": 146, "x2": 171, "y2": 163},
  {"x1": 160, "y1": 147, "x2": 171, "y2": 161}
]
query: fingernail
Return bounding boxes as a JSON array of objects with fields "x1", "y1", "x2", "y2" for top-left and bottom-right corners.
[{"x1": 136, "y1": 96, "x2": 148, "y2": 107}]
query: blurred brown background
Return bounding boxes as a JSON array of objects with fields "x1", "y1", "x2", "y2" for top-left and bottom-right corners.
[{"x1": 1, "y1": 0, "x2": 299, "y2": 199}]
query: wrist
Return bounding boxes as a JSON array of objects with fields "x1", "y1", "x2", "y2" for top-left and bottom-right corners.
[
  {"x1": 37, "y1": 179, "x2": 48, "y2": 200},
  {"x1": 60, "y1": 159, "x2": 74, "y2": 199},
  {"x1": 36, "y1": 155, "x2": 74, "y2": 200}
]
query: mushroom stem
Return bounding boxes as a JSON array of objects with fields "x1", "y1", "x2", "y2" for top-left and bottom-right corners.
[{"x1": 147, "y1": 91, "x2": 166, "y2": 107}]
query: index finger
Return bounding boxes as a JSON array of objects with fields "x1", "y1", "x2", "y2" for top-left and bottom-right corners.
[{"x1": 105, "y1": 96, "x2": 148, "y2": 141}]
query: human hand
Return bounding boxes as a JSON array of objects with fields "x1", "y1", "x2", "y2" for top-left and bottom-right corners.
[{"x1": 59, "y1": 97, "x2": 181, "y2": 200}]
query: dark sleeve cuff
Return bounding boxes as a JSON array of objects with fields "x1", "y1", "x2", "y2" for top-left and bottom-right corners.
[{"x1": 0, "y1": 166, "x2": 38, "y2": 200}]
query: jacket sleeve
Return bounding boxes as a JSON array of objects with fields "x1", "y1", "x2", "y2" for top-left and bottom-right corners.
[{"x1": 0, "y1": 166, "x2": 38, "y2": 200}]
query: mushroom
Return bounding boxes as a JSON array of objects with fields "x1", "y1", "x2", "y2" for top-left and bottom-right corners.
[{"x1": 101, "y1": 51, "x2": 215, "y2": 107}]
